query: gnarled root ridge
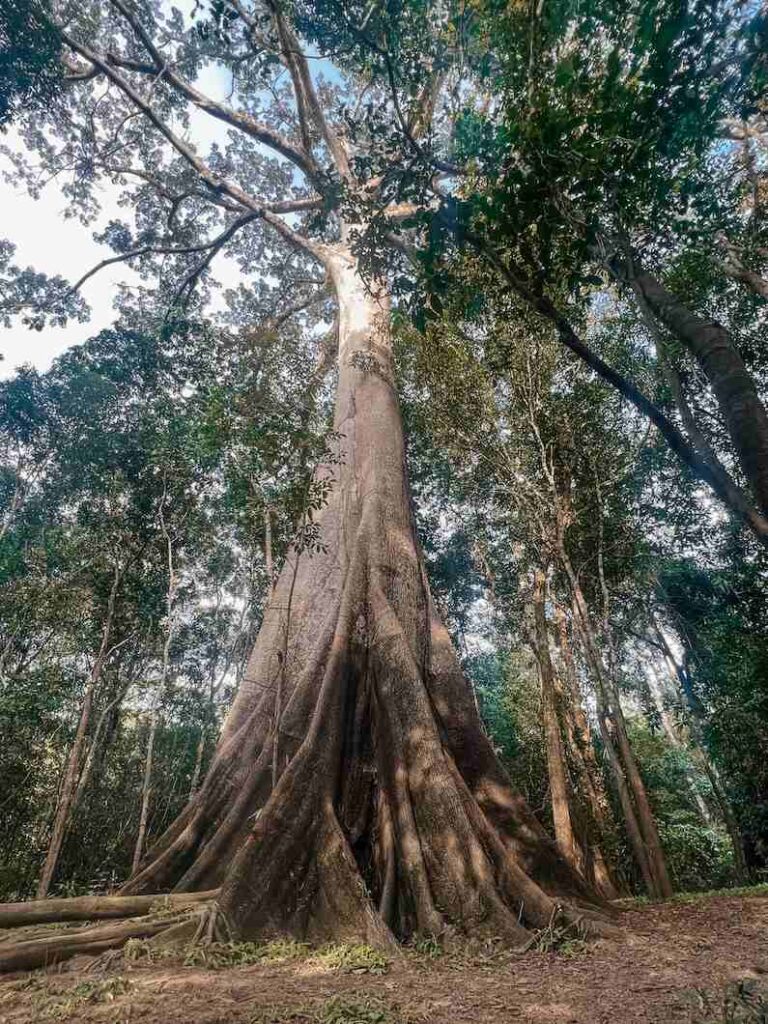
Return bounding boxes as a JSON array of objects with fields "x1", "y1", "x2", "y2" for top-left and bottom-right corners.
[
  {"x1": 0, "y1": 487, "x2": 618, "y2": 973},
  {"x1": 0, "y1": 892, "x2": 219, "y2": 973},
  {"x1": 121, "y1": 502, "x2": 615, "y2": 953}
]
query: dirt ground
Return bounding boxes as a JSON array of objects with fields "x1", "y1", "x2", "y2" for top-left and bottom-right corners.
[{"x1": 1, "y1": 890, "x2": 766, "y2": 1024}]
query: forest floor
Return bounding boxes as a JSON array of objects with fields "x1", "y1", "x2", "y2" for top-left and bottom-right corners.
[{"x1": 1, "y1": 888, "x2": 767, "y2": 1024}]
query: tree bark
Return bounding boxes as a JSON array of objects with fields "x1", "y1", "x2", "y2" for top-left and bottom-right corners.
[
  {"x1": 530, "y1": 570, "x2": 581, "y2": 873},
  {"x1": 37, "y1": 561, "x2": 124, "y2": 899},
  {"x1": 652, "y1": 620, "x2": 749, "y2": 882},
  {"x1": 0, "y1": 890, "x2": 217, "y2": 929},
  {"x1": 552, "y1": 606, "x2": 620, "y2": 900},
  {"x1": 645, "y1": 666, "x2": 713, "y2": 826},
  {"x1": 608, "y1": 252, "x2": 768, "y2": 518},
  {"x1": 116, "y1": 244, "x2": 611, "y2": 947},
  {"x1": 132, "y1": 709, "x2": 159, "y2": 875},
  {"x1": 132, "y1": 483, "x2": 177, "y2": 874},
  {"x1": 0, "y1": 918, "x2": 187, "y2": 973},
  {"x1": 264, "y1": 506, "x2": 275, "y2": 595},
  {"x1": 563, "y1": 560, "x2": 672, "y2": 898}
]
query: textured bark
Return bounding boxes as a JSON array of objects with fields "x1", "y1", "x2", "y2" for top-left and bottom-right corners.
[
  {"x1": 610, "y1": 253, "x2": 768, "y2": 518},
  {"x1": 652, "y1": 623, "x2": 749, "y2": 882},
  {"x1": 719, "y1": 259, "x2": 768, "y2": 299},
  {"x1": 188, "y1": 727, "x2": 207, "y2": 801},
  {"x1": 0, "y1": 890, "x2": 217, "y2": 929},
  {"x1": 0, "y1": 918, "x2": 185, "y2": 973},
  {"x1": 133, "y1": 487, "x2": 177, "y2": 873},
  {"x1": 132, "y1": 709, "x2": 159, "y2": 874},
  {"x1": 646, "y1": 668, "x2": 713, "y2": 826},
  {"x1": 264, "y1": 506, "x2": 275, "y2": 595},
  {"x1": 116, "y1": 248, "x2": 611, "y2": 947},
  {"x1": 565, "y1": 568, "x2": 672, "y2": 899},
  {"x1": 552, "y1": 607, "x2": 620, "y2": 900}
]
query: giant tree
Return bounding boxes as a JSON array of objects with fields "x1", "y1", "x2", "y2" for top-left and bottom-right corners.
[{"x1": 0, "y1": 0, "x2": 609, "y2": 961}]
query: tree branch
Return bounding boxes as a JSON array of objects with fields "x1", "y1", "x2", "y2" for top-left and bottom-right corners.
[
  {"x1": 60, "y1": 33, "x2": 327, "y2": 262},
  {"x1": 266, "y1": 0, "x2": 352, "y2": 179},
  {"x1": 106, "y1": 0, "x2": 322, "y2": 182},
  {"x1": 468, "y1": 230, "x2": 768, "y2": 546}
]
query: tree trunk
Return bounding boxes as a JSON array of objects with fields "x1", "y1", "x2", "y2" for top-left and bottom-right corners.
[
  {"x1": 610, "y1": 253, "x2": 768, "y2": 517},
  {"x1": 118, "y1": 247, "x2": 610, "y2": 946},
  {"x1": 652, "y1": 621, "x2": 749, "y2": 882},
  {"x1": 645, "y1": 667, "x2": 713, "y2": 826},
  {"x1": 564, "y1": 564, "x2": 672, "y2": 898},
  {"x1": 188, "y1": 726, "x2": 207, "y2": 802},
  {"x1": 553, "y1": 606, "x2": 620, "y2": 899},
  {"x1": 37, "y1": 562, "x2": 123, "y2": 899},
  {"x1": 530, "y1": 570, "x2": 581, "y2": 873},
  {"x1": 132, "y1": 482, "x2": 177, "y2": 874},
  {"x1": 595, "y1": 702, "x2": 656, "y2": 895},
  {"x1": 264, "y1": 506, "x2": 275, "y2": 595},
  {"x1": 132, "y1": 709, "x2": 159, "y2": 875},
  {"x1": 719, "y1": 258, "x2": 768, "y2": 299}
]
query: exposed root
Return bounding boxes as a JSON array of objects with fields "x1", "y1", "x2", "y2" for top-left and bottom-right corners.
[
  {"x1": 0, "y1": 893, "x2": 226, "y2": 973},
  {"x1": 189, "y1": 904, "x2": 234, "y2": 945},
  {"x1": 0, "y1": 889, "x2": 218, "y2": 930},
  {"x1": 0, "y1": 915, "x2": 188, "y2": 973}
]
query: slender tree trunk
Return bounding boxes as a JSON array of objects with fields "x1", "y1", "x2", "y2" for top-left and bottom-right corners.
[
  {"x1": 645, "y1": 667, "x2": 713, "y2": 826},
  {"x1": 188, "y1": 727, "x2": 207, "y2": 802},
  {"x1": 264, "y1": 506, "x2": 275, "y2": 595},
  {"x1": 132, "y1": 484, "x2": 176, "y2": 873},
  {"x1": 132, "y1": 709, "x2": 158, "y2": 875},
  {"x1": 608, "y1": 252, "x2": 768, "y2": 517},
  {"x1": 566, "y1": 603, "x2": 655, "y2": 895},
  {"x1": 652, "y1": 620, "x2": 749, "y2": 881},
  {"x1": 188, "y1": 604, "x2": 250, "y2": 803},
  {"x1": 564, "y1": 561, "x2": 672, "y2": 897},
  {"x1": 716, "y1": 236, "x2": 768, "y2": 300},
  {"x1": 37, "y1": 562, "x2": 123, "y2": 899},
  {"x1": 531, "y1": 569, "x2": 581, "y2": 873},
  {"x1": 553, "y1": 606, "x2": 619, "y2": 899},
  {"x1": 588, "y1": 481, "x2": 672, "y2": 896},
  {"x1": 119, "y1": 243, "x2": 611, "y2": 947},
  {"x1": 595, "y1": 701, "x2": 656, "y2": 895},
  {"x1": 74, "y1": 679, "x2": 130, "y2": 812}
]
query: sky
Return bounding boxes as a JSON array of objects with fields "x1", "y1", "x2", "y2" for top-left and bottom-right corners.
[
  {"x1": 0, "y1": 164, "x2": 142, "y2": 378},
  {"x1": 0, "y1": 10, "x2": 239, "y2": 380},
  {"x1": 0, "y1": 0, "x2": 346, "y2": 383}
]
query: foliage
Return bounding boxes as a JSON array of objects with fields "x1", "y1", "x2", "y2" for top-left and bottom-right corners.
[
  {"x1": 629, "y1": 723, "x2": 735, "y2": 892},
  {"x1": 251, "y1": 995, "x2": 407, "y2": 1024},
  {"x1": 0, "y1": 312, "x2": 333, "y2": 899},
  {"x1": 0, "y1": 0, "x2": 61, "y2": 126},
  {"x1": 0, "y1": 0, "x2": 766, "y2": 909}
]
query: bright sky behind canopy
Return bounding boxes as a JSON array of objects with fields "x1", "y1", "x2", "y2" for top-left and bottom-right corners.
[{"x1": 0, "y1": 1, "x2": 247, "y2": 378}]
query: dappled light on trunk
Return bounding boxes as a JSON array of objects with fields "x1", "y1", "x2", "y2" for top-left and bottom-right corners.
[{"x1": 118, "y1": 254, "x2": 610, "y2": 948}]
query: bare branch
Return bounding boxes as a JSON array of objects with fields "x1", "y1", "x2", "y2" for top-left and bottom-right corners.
[
  {"x1": 107, "y1": 0, "x2": 321, "y2": 182},
  {"x1": 266, "y1": 0, "x2": 352, "y2": 179},
  {"x1": 166, "y1": 213, "x2": 261, "y2": 309},
  {"x1": 62, "y1": 33, "x2": 254, "y2": 206},
  {"x1": 61, "y1": 32, "x2": 329, "y2": 264}
]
